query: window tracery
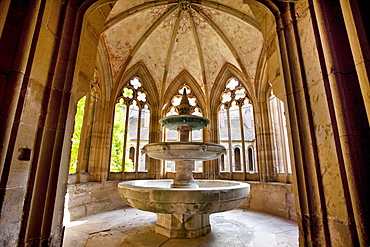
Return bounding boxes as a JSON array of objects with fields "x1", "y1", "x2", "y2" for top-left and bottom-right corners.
[
  {"x1": 218, "y1": 78, "x2": 257, "y2": 174},
  {"x1": 110, "y1": 77, "x2": 150, "y2": 173}
]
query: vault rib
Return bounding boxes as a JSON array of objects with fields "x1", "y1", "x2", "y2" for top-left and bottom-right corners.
[
  {"x1": 191, "y1": 5, "x2": 250, "y2": 83},
  {"x1": 161, "y1": 8, "x2": 183, "y2": 103},
  {"x1": 193, "y1": 1, "x2": 260, "y2": 29},
  {"x1": 115, "y1": 4, "x2": 178, "y2": 87},
  {"x1": 103, "y1": 1, "x2": 178, "y2": 31},
  {"x1": 188, "y1": 9, "x2": 209, "y2": 101}
]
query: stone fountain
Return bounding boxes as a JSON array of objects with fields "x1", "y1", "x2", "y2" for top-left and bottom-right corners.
[{"x1": 118, "y1": 89, "x2": 250, "y2": 239}]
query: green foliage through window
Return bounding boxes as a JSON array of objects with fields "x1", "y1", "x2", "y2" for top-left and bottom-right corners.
[
  {"x1": 110, "y1": 99, "x2": 134, "y2": 172},
  {"x1": 69, "y1": 96, "x2": 86, "y2": 174}
]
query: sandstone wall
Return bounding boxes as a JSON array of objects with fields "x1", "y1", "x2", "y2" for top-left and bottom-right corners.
[
  {"x1": 65, "y1": 181, "x2": 127, "y2": 221},
  {"x1": 240, "y1": 182, "x2": 296, "y2": 221},
  {"x1": 65, "y1": 180, "x2": 296, "y2": 222}
]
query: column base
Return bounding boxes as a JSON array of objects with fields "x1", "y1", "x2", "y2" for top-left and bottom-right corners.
[
  {"x1": 170, "y1": 180, "x2": 199, "y2": 188},
  {"x1": 155, "y1": 213, "x2": 211, "y2": 239}
]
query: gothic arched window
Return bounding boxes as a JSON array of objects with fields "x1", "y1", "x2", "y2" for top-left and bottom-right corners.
[
  {"x1": 110, "y1": 77, "x2": 150, "y2": 173},
  {"x1": 269, "y1": 93, "x2": 291, "y2": 181},
  {"x1": 218, "y1": 78, "x2": 256, "y2": 174}
]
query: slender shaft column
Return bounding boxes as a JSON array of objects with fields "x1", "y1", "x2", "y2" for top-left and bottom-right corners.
[
  {"x1": 0, "y1": 1, "x2": 43, "y2": 246},
  {"x1": 0, "y1": 0, "x2": 41, "y2": 178},
  {"x1": 277, "y1": 3, "x2": 330, "y2": 246},
  {"x1": 226, "y1": 108, "x2": 233, "y2": 179},
  {"x1": 312, "y1": 0, "x2": 370, "y2": 245},
  {"x1": 339, "y1": 0, "x2": 370, "y2": 120},
  {"x1": 81, "y1": 90, "x2": 98, "y2": 173},
  {"x1": 238, "y1": 103, "x2": 247, "y2": 180},
  {"x1": 24, "y1": 0, "x2": 80, "y2": 245},
  {"x1": 171, "y1": 125, "x2": 198, "y2": 188},
  {"x1": 171, "y1": 160, "x2": 197, "y2": 188},
  {"x1": 0, "y1": 1, "x2": 11, "y2": 38}
]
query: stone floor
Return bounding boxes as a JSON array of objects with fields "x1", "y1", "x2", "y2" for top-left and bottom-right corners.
[{"x1": 63, "y1": 206, "x2": 298, "y2": 247}]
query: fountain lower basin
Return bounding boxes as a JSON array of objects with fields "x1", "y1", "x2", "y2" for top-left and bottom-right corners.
[
  {"x1": 118, "y1": 90, "x2": 250, "y2": 238},
  {"x1": 118, "y1": 179, "x2": 250, "y2": 238}
]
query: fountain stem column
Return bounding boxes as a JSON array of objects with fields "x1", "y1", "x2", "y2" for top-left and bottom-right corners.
[
  {"x1": 171, "y1": 160, "x2": 197, "y2": 188},
  {"x1": 171, "y1": 124, "x2": 198, "y2": 188},
  {"x1": 178, "y1": 125, "x2": 191, "y2": 142}
]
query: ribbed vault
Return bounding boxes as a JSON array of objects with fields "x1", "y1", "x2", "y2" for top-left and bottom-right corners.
[{"x1": 100, "y1": 0, "x2": 264, "y2": 102}]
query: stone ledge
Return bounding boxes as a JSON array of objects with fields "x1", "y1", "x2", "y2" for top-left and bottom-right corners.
[{"x1": 240, "y1": 181, "x2": 296, "y2": 221}]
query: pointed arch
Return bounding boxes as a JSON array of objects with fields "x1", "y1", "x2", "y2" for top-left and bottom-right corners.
[
  {"x1": 96, "y1": 42, "x2": 113, "y2": 102},
  {"x1": 211, "y1": 63, "x2": 256, "y2": 113},
  {"x1": 113, "y1": 61, "x2": 159, "y2": 109},
  {"x1": 162, "y1": 70, "x2": 207, "y2": 117}
]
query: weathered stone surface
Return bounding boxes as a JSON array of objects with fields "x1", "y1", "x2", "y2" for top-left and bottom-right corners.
[
  {"x1": 240, "y1": 182, "x2": 296, "y2": 221},
  {"x1": 156, "y1": 213, "x2": 211, "y2": 238},
  {"x1": 66, "y1": 181, "x2": 127, "y2": 220},
  {"x1": 118, "y1": 179, "x2": 249, "y2": 238}
]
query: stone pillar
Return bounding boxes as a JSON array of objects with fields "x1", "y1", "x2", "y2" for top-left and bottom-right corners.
[
  {"x1": 148, "y1": 108, "x2": 162, "y2": 179},
  {"x1": 339, "y1": 0, "x2": 370, "y2": 120},
  {"x1": 0, "y1": 0, "x2": 11, "y2": 38},
  {"x1": 81, "y1": 88, "x2": 98, "y2": 173},
  {"x1": 274, "y1": 1, "x2": 370, "y2": 246},
  {"x1": 237, "y1": 102, "x2": 247, "y2": 180},
  {"x1": 89, "y1": 100, "x2": 113, "y2": 182},
  {"x1": 312, "y1": 0, "x2": 370, "y2": 245},
  {"x1": 0, "y1": 0, "x2": 41, "y2": 178},
  {"x1": 0, "y1": 1, "x2": 44, "y2": 246},
  {"x1": 22, "y1": 0, "x2": 82, "y2": 245},
  {"x1": 254, "y1": 100, "x2": 277, "y2": 182}
]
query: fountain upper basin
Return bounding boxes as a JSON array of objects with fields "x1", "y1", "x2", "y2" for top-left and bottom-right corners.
[
  {"x1": 118, "y1": 179, "x2": 250, "y2": 215},
  {"x1": 159, "y1": 115, "x2": 210, "y2": 130},
  {"x1": 142, "y1": 142, "x2": 226, "y2": 161}
]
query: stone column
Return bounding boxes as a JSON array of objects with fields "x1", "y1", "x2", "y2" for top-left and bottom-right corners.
[
  {"x1": 171, "y1": 160, "x2": 197, "y2": 188},
  {"x1": 148, "y1": 108, "x2": 162, "y2": 179},
  {"x1": 312, "y1": 0, "x2": 370, "y2": 245},
  {"x1": 90, "y1": 100, "x2": 113, "y2": 182},
  {"x1": 278, "y1": 3, "x2": 333, "y2": 245},
  {"x1": 0, "y1": 0, "x2": 42, "y2": 177},
  {"x1": 339, "y1": 0, "x2": 370, "y2": 120},
  {"x1": 275, "y1": 1, "x2": 369, "y2": 246},
  {"x1": 81, "y1": 88, "x2": 98, "y2": 173},
  {"x1": 0, "y1": 1, "x2": 43, "y2": 246},
  {"x1": 23, "y1": 0, "x2": 81, "y2": 245},
  {"x1": 254, "y1": 100, "x2": 277, "y2": 182}
]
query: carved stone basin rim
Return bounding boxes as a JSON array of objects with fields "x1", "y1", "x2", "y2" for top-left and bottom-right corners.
[
  {"x1": 142, "y1": 142, "x2": 227, "y2": 161},
  {"x1": 118, "y1": 179, "x2": 251, "y2": 215}
]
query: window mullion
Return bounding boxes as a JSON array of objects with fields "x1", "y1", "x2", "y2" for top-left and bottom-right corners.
[
  {"x1": 121, "y1": 102, "x2": 130, "y2": 179},
  {"x1": 135, "y1": 105, "x2": 142, "y2": 178},
  {"x1": 226, "y1": 107, "x2": 233, "y2": 179},
  {"x1": 238, "y1": 103, "x2": 247, "y2": 179}
]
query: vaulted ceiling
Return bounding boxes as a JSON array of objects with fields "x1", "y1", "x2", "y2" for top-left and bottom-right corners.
[{"x1": 98, "y1": 0, "x2": 265, "y2": 99}]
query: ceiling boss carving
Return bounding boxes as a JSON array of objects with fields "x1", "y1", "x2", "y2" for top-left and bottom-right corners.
[{"x1": 180, "y1": 0, "x2": 191, "y2": 11}]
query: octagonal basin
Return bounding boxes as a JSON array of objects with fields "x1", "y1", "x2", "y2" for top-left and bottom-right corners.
[
  {"x1": 118, "y1": 179, "x2": 250, "y2": 215},
  {"x1": 142, "y1": 142, "x2": 226, "y2": 161}
]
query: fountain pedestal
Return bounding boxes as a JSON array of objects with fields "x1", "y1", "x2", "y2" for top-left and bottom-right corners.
[{"x1": 156, "y1": 213, "x2": 210, "y2": 238}]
